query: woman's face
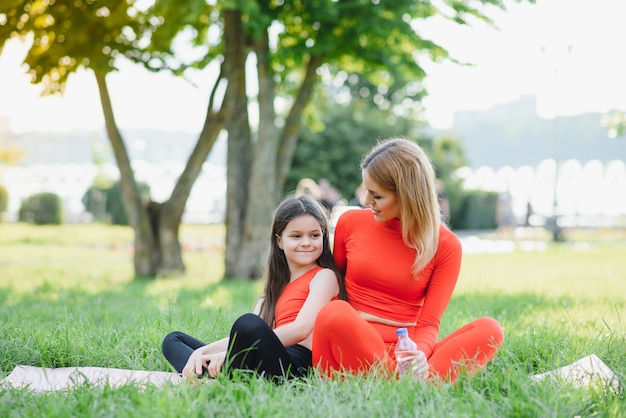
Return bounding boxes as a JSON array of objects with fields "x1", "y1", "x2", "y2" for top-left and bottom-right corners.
[{"x1": 361, "y1": 169, "x2": 401, "y2": 222}]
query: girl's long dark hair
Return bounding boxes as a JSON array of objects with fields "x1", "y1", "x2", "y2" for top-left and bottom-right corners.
[{"x1": 258, "y1": 193, "x2": 346, "y2": 327}]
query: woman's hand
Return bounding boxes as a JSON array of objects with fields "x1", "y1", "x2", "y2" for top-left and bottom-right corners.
[{"x1": 411, "y1": 350, "x2": 430, "y2": 380}]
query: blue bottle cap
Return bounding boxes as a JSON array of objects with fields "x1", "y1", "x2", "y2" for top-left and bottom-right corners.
[{"x1": 396, "y1": 327, "x2": 408, "y2": 337}]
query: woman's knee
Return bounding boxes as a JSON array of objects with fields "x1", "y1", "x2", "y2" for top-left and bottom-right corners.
[
  {"x1": 475, "y1": 316, "x2": 504, "y2": 347},
  {"x1": 315, "y1": 300, "x2": 353, "y2": 331}
]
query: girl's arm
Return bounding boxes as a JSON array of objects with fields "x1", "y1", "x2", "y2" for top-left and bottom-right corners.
[
  {"x1": 183, "y1": 296, "x2": 265, "y2": 377},
  {"x1": 251, "y1": 296, "x2": 265, "y2": 315},
  {"x1": 182, "y1": 337, "x2": 229, "y2": 377},
  {"x1": 272, "y1": 268, "x2": 339, "y2": 348}
]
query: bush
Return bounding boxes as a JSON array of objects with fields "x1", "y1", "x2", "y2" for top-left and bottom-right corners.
[
  {"x1": 19, "y1": 192, "x2": 63, "y2": 225},
  {"x1": 453, "y1": 189, "x2": 498, "y2": 230},
  {"x1": 0, "y1": 184, "x2": 8, "y2": 213},
  {"x1": 82, "y1": 180, "x2": 151, "y2": 225},
  {"x1": 82, "y1": 186, "x2": 110, "y2": 222}
]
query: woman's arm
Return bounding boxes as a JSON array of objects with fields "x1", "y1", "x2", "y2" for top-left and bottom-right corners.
[{"x1": 413, "y1": 232, "x2": 462, "y2": 357}]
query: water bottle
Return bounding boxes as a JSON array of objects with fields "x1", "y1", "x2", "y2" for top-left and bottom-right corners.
[{"x1": 394, "y1": 327, "x2": 418, "y2": 376}]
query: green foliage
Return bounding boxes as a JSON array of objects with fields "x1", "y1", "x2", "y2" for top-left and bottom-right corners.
[
  {"x1": 82, "y1": 180, "x2": 151, "y2": 225},
  {"x1": 18, "y1": 192, "x2": 63, "y2": 225},
  {"x1": 272, "y1": 1, "x2": 445, "y2": 90},
  {"x1": 0, "y1": 183, "x2": 8, "y2": 214},
  {"x1": 82, "y1": 185, "x2": 110, "y2": 223},
  {"x1": 0, "y1": 0, "x2": 156, "y2": 93},
  {"x1": 105, "y1": 181, "x2": 133, "y2": 225},
  {"x1": 285, "y1": 101, "x2": 412, "y2": 199},
  {"x1": 286, "y1": 101, "x2": 467, "y2": 202},
  {"x1": 427, "y1": 134, "x2": 468, "y2": 180},
  {"x1": 453, "y1": 189, "x2": 498, "y2": 230},
  {"x1": 437, "y1": 176, "x2": 464, "y2": 228}
]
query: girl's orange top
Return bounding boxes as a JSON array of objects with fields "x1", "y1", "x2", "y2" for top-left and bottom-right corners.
[
  {"x1": 274, "y1": 265, "x2": 324, "y2": 329},
  {"x1": 332, "y1": 208, "x2": 462, "y2": 357}
]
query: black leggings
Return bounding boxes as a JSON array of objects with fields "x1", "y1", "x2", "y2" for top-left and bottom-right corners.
[{"x1": 161, "y1": 313, "x2": 312, "y2": 380}]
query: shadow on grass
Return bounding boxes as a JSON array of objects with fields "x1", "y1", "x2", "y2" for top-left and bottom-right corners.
[
  {"x1": 0, "y1": 276, "x2": 260, "y2": 376},
  {"x1": 3, "y1": 283, "x2": 624, "y2": 385}
]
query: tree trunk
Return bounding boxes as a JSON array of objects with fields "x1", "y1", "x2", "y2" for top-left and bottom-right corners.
[
  {"x1": 231, "y1": 32, "x2": 280, "y2": 279},
  {"x1": 95, "y1": 70, "x2": 159, "y2": 277},
  {"x1": 223, "y1": 10, "x2": 254, "y2": 279},
  {"x1": 158, "y1": 111, "x2": 225, "y2": 275},
  {"x1": 224, "y1": 124, "x2": 251, "y2": 278},
  {"x1": 95, "y1": 65, "x2": 226, "y2": 277},
  {"x1": 221, "y1": 24, "x2": 324, "y2": 279}
]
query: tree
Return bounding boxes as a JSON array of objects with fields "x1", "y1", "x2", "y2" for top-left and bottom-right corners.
[
  {"x1": 285, "y1": 74, "x2": 428, "y2": 199},
  {"x1": 285, "y1": 95, "x2": 467, "y2": 206},
  {"x1": 151, "y1": 0, "x2": 526, "y2": 279},
  {"x1": 0, "y1": 0, "x2": 531, "y2": 280},
  {"x1": 283, "y1": 66, "x2": 467, "y2": 207},
  {"x1": 0, "y1": 0, "x2": 224, "y2": 277}
]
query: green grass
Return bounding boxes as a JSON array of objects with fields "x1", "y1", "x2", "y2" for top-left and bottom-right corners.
[{"x1": 0, "y1": 223, "x2": 625, "y2": 417}]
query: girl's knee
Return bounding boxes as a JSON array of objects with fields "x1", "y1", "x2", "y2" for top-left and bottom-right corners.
[
  {"x1": 232, "y1": 313, "x2": 265, "y2": 335},
  {"x1": 162, "y1": 331, "x2": 182, "y2": 344},
  {"x1": 161, "y1": 331, "x2": 183, "y2": 353}
]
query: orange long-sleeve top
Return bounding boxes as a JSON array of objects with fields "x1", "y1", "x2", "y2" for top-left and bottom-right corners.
[
  {"x1": 332, "y1": 208, "x2": 462, "y2": 358},
  {"x1": 274, "y1": 265, "x2": 324, "y2": 329}
]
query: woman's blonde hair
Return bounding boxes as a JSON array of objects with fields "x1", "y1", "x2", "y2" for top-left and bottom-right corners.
[{"x1": 361, "y1": 137, "x2": 441, "y2": 276}]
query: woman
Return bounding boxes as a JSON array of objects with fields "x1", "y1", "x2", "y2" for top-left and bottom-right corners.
[{"x1": 312, "y1": 138, "x2": 504, "y2": 382}]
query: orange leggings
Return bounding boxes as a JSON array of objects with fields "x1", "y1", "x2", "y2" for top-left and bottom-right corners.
[{"x1": 312, "y1": 300, "x2": 504, "y2": 382}]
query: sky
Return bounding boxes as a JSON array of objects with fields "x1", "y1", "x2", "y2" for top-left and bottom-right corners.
[
  {"x1": 1, "y1": 0, "x2": 625, "y2": 134},
  {"x1": 420, "y1": 0, "x2": 626, "y2": 128}
]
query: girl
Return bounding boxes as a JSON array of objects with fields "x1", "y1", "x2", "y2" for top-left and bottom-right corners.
[
  {"x1": 162, "y1": 194, "x2": 345, "y2": 381},
  {"x1": 312, "y1": 138, "x2": 504, "y2": 382}
]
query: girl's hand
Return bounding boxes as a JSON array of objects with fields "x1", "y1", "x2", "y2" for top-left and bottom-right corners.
[
  {"x1": 182, "y1": 348, "x2": 208, "y2": 378},
  {"x1": 411, "y1": 350, "x2": 430, "y2": 380},
  {"x1": 205, "y1": 351, "x2": 226, "y2": 378}
]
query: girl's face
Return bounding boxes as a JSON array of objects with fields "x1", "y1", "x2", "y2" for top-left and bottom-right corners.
[
  {"x1": 276, "y1": 214, "x2": 324, "y2": 274},
  {"x1": 362, "y1": 169, "x2": 401, "y2": 222}
]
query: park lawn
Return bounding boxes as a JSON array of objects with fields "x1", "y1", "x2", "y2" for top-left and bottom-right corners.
[{"x1": 0, "y1": 223, "x2": 624, "y2": 417}]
